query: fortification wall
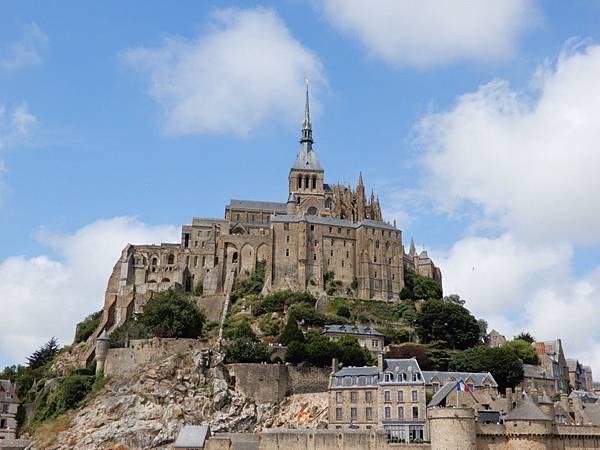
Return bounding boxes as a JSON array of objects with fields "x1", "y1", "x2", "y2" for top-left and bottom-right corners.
[
  {"x1": 287, "y1": 365, "x2": 330, "y2": 394},
  {"x1": 193, "y1": 294, "x2": 226, "y2": 321},
  {"x1": 257, "y1": 429, "x2": 430, "y2": 450},
  {"x1": 104, "y1": 338, "x2": 208, "y2": 376},
  {"x1": 228, "y1": 363, "x2": 288, "y2": 404}
]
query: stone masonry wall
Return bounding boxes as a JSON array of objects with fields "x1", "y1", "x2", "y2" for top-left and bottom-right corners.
[
  {"x1": 228, "y1": 363, "x2": 288, "y2": 404},
  {"x1": 104, "y1": 338, "x2": 208, "y2": 376},
  {"x1": 287, "y1": 366, "x2": 330, "y2": 395}
]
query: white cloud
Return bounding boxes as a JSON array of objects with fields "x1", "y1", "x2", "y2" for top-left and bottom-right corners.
[
  {"x1": 123, "y1": 7, "x2": 325, "y2": 136},
  {"x1": 419, "y1": 42, "x2": 600, "y2": 246},
  {"x1": 315, "y1": 0, "x2": 537, "y2": 67},
  {"x1": 0, "y1": 217, "x2": 179, "y2": 367},
  {"x1": 418, "y1": 42, "x2": 600, "y2": 377},
  {"x1": 434, "y1": 234, "x2": 600, "y2": 376},
  {"x1": 0, "y1": 22, "x2": 48, "y2": 72}
]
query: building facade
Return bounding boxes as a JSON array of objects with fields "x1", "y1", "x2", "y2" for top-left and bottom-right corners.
[
  {"x1": 322, "y1": 325, "x2": 385, "y2": 356},
  {"x1": 93, "y1": 86, "x2": 441, "y2": 339},
  {"x1": 0, "y1": 380, "x2": 19, "y2": 441},
  {"x1": 328, "y1": 357, "x2": 427, "y2": 443},
  {"x1": 535, "y1": 339, "x2": 570, "y2": 393}
]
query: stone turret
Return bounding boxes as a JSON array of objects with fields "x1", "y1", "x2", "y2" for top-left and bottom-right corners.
[
  {"x1": 429, "y1": 407, "x2": 476, "y2": 450},
  {"x1": 95, "y1": 330, "x2": 110, "y2": 375}
]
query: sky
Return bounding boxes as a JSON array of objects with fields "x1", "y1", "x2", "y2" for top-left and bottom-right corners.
[{"x1": 1, "y1": 1, "x2": 600, "y2": 375}]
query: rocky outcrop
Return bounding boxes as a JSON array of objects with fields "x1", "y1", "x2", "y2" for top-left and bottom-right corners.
[{"x1": 30, "y1": 352, "x2": 277, "y2": 450}]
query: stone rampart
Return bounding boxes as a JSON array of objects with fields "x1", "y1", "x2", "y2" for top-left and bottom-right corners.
[
  {"x1": 104, "y1": 338, "x2": 208, "y2": 376},
  {"x1": 287, "y1": 365, "x2": 330, "y2": 394},
  {"x1": 228, "y1": 363, "x2": 288, "y2": 404},
  {"x1": 193, "y1": 294, "x2": 226, "y2": 321}
]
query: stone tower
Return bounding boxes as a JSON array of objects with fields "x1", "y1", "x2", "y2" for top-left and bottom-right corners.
[
  {"x1": 287, "y1": 79, "x2": 325, "y2": 216},
  {"x1": 94, "y1": 329, "x2": 110, "y2": 375}
]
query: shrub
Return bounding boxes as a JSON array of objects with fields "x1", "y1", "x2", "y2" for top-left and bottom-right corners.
[
  {"x1": 378, "y1": 327, "x2": 411, "y2": 345},
  {"x1": 230, "y1": 260, "x2": 266, "y2": 302},
  {"x1": 386, "y1": 343, "x2": 430, "y2": 369},
  {"x1": 288, "y1": 303, "x2": 328, "y2": 326},
  {"x1": 285, "y1": 341, "x2": 308, "y2": 364},
  {"x1": 324, "y1": 271, "x2": 342, "y2": 295},
  {"x1": 336, "y1": 304, "x2": 351, "y2": 319},
  {"x1": 109, "y1": 319, "x2": 151, "y2": 348},
  {"x1": 278, "y1": 317, "x2": 305, "y2": 345},
  {"x1": 224, "y1": 338, "x2": 271, "y2": 363},
  {"x1": 74, "y1": 310, "x2": 103, "y2": 344},
  {"x1": 252, "y1": 290, "x2": 316, "y2": 316},
  {"x1": 139, "y1": 289, "x2": 205, "y2": 338},
  {"x1": 223, "y1": 318, "x2": 258, "y2": 342},
  {"x1": 258, "y1": 316, "x2": 281, "y2": 337}
]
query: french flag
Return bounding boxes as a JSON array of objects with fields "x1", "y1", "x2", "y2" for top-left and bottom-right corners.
[{"x1": 456, "y1": 381, "x2": 470, "y2": 392}]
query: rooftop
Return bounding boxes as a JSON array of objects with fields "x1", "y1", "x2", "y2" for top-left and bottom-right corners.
[
  {"x1": 271, "y1": 214, "x2": 397, "y2": 230},
  {"x1": 505, "y1": 398, "x2": 552, "y2": 422},
  {"x1": 227, "y1": 199, "x2": 288, "y2": 212},
  {"x1": 323, "y1": 325, "x2": 384, "y2": 337},
  {"x1": 421, "y1": 371, "x2": 498, "y2": 388}
]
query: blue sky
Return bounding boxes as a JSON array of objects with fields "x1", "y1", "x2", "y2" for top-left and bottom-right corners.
[{"x1": 2, "y1": 1, "x2": 600, "y2": 372}]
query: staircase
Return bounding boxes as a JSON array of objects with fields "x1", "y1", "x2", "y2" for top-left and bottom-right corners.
[{"x1": 217, "y1": 262, "x2": 238, "y2": 350}]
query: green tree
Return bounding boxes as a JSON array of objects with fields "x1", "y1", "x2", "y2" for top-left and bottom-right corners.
[
  {"x1": 377, "y1": 327, "x2": 411, "y2": 346},
  {"x1": 477, "y1": 319, "x2": 488, "y2": 341},
  {"x1": 402, "y1": 267, "x2": 442, "y2": 300},
  {"x1": 278, "y1": 317, "x2": 305, "y2": 345},
  {"x1": 414, "y1": 300, "x2": 480, "y2": 350},
  {"x1": 139, "y1": 289, "x2": 205, "y2": 338},
  {"x1": 450, "y1": 346, "x2": 524, "y2": 392},
  {"x1": 74, "y1": 310, "x2": 103, "y2": 344},
  {"x1": 285, "y1": 341, "x2": 308, "y2": 364},
  {"x1": 224, "y1": 338, "x2": 271, "y2": 363},
  {"x1": 224, "y1": 319, "x2": 258, "y2": 342},
  {"x1": 443, "y1": 294, "x2": 465, "y2": 305},
  {"x1": 335, "y1": 336, "x2": 373, "y2": 367},
  {"x1": 515, "y1": 332, "x2": 535, "y2": 344},
  {"x1": 27, "y1": 338, "x2": 60, "y2": 370},
  {"x1": 109, "y1": 319, "x2": 151, "y2": 348},
  {"x1": 386, "y1": 343, "x2": 430, "y2": 370},
  {"x1": 504, "y1": 339, "x2": 538, "y2": 364},
  {"x1": 336, "y1": 304, "x2": 351, "y2": 319}
]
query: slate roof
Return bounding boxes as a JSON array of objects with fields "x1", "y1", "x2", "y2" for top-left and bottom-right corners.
[
  {"x1": 383, "y1": 359, "x2": 422, "y2": 374},
  {"x1": 174, "y1": 425, "x2": 210, "y2": 448},
  {"x1": 523, "y1": 364, "x2": 553, "y2": 379},
  {"x1": 333, "y1": 366, "x2": 379, "y2": 377},
  {"x1": 0, "y1": 379, "x2": 19, "y2": 403},
  {"x1": 582, "y1": 404, "x2": 600, "y2": 426},
  {"x1": 227, "y1": 199, "x2": 288, "y2": 212},
  {"x1": 421, "y1": 371, "x2": 498, "y2": 388},
  {"x1": 428, "y1": 381, "x2": 458, "y2": 407},
  {"x1": 292, "y1": 143, "x2": 323, "y2": 171},
  {"x1": 505, "y1": 398, "x2": 552, "y2": 422},
  {"x1": 323, "y1": 325, "x2": 384, "y2": 337},
  {"x1": 569, "y1": 390, "x2": 599, "y2": 402},
  {"x1": 271, "y1": 215, "x2": 398, "y2": 230}
]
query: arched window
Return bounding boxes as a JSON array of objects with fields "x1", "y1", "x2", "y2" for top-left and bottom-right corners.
[
  {"x1": 298, "y1": 175, "x2": 302, "y2": 189},
  {"x1": 167, "y1": 254, "x2": 175, "y2": 265},
  {"x1": 312, "y1": 176, "x2": 316, "y2": 189},
  {"x1": 305, "y1": 175, "x2": 310, "y2": 190},
  {"x1": 151, "y1": 257, "x2": 158, "y2": 266}
]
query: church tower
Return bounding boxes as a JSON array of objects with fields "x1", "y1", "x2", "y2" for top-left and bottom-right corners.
[{"x1": 288, "y1": 80, "x2": 325, "y2": 216}]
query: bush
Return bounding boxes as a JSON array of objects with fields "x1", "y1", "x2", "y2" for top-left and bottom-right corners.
[
  {"x1": 285, "y1": 334, "x2": 372, "y2": 368},
  {"x1": 258, "y1": 316, "x2": 281, "y2": 337},
  {"x1": 252, "y1": 290, "x2": 316, "y2": 316},
  {"x1": 230, "y1": 260, "x2": 266, "y2": 302},
  {"x1": 109, "y1": 319, "x2": 151, "y2": 348},
  {"x1": 279, "y1": 317, "x2": 305, "y2": 345},
  {"x1": 324, "y1": 271, "x2": 342, "y2": 295},
  {"x1": 224, "y1": 338, "x2": 272, "y2": 363},
  {"x1": 402, "y1": 267, "x2": 442, "y2": 300},
  {"x1": 378, "y1": 327, "x2": 411, "y2": 346},
  {"x1": 285, "y1": 341, "x2": 308, "y2": 364},
  {"x1": 288, "y1": 303, "x2": 329, "y2": 326},
  {"x1": 139, "y1": 289, "x2": 205, "y2": 338},
  {"x1": 414, "y1": 300, "x2": 480, "y2": 350},
  {"x1": 74, "y1": 310, "x2": 103, "y2": 344},
  {"x1": 34, "y1": 374, "x2": 96, "y2": 423},
  {"x1": 450, "y1": 345, "x2": 524, "y2": 392},
  {"x1": 223, "y1": 318, "x2": 258, "y2": 342},
  {"x1": 336, "y1": 304, "x2": 351, "y2": 319}
]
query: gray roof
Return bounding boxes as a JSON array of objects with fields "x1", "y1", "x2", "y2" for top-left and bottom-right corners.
[
  {"x1": 174, "y1": 425, "x2": 210, "y2": 448},
  {"x1": 227, "y1": 199, "x2": 288, "y2": 212},
  {"x1": 421, "y1": 371, "x2": 498, "y2": 388},
  {"x1": 383, "y1": 358, "x2": 422, "y2": 375},
  {"x1": 569, "y1": 390, "x2": 599, "y2": 402},
  {"x1": 582, "y1": 404, "x2": 600, "y2": 426},
  {"x1": 271, "y1": 214, "x2": 397, "y2": 230},
  {"x1": 333, "y1": 366, "x2": 379, "y2": 377},
  {"x1": 566, "y1": 359, "x2": 580, "y2": 370},
  {"x1": 323, "y1": 325, "x2": 384, "y2": 337},
  {"x1": 292, "y1": 143, "x2": 322, "y2": 171},
  {"x1": 505, "y1": 398, "x2": 552, "y2": 422},
  {"x1": 428, "y1": 381, "x2": 458, "y2": 407},
  {"x1": 523, "y1": 364, "x2": 552, "y2": 379}
]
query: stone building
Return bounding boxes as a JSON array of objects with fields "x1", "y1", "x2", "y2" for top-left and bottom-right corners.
[
  {"x1": 92, "y1": 85, "x2": 441, "y2": 341},
  {"x1": 421, "y1": 371, "x2": 498, "y2": 396},
  {"x1": 520, "y1": 364, "x2": 557, "y2": 397},
  {"x1": 534, "y1": 339, "x2": 570, "y2": 393},
  {"x1": 0, "y1": 380, "x2": 19, "y2": 441},
  {"x1": 483, "y1": 329, "x2": 506, "y2": 348},
  {"x1": 328, "y1": 356, "x2": 427, "y2": 443},
  {"x1": 567, "y1": 358, "x2": 586, "y2": 391},
  {"x1": 322, "y1": 325, "x2": 385, "y2": 356}
]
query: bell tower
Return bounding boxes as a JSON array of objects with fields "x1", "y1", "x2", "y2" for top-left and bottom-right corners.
[{"x1": 288, "y1": 79, "x2": 325, "y2": 216}]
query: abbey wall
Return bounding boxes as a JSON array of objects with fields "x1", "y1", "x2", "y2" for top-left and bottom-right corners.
[{"x1": 93, "y1": 86, "x2": 441, "y2": 339}]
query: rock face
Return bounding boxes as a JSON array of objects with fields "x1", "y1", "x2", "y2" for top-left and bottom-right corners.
[{"x1": 31, "y1": 352, "x2": 278, "y2": 450}]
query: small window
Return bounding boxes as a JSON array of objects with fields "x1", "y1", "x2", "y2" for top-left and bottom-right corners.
[
  {"x1": 285, "y1": 249, "x2": 290, "y2": 257},
  {"x1": 313, "y1": 254, "x2": 317, "y2": 261},
  {"x1": 194, "y1": 240, "x2": 198, "y2": 248},
  {"x1": 202, "y1": 241, "x2": 206, "y2": 248},
  {"x1": 385, "y1": 406, "x2": 391, "y2": 419},
  {"x1": 365, "y1": 391, "x2": 372, "y2": 402},
  {"x1": 337, "y1": 227, "x2": 341, "y2": 234},
  {"x1": 284, "y1": 223, "x2": 290, "y2": 231},
  {"x1": 398, "y1": 406, "x2": 404, "y2": 419},
  {"x1": 366, "y1": 407, "x2": 373, "y2": 420},
  {"x1": 350, "y1": 391, "x2": 357, "y2": 403},
  {"x1": 412, "y1": 406, "x2": 419, "y2": 419},
  {"x1": 341, "y1": 261, "x2": 344, "y2": 267},
  {"x1": 310, "y1": 224, "x2": 315, "y2": 231},
  {"x1": 286, "y1": 235, "x2": 290, "y2": 243},
  {"x1": 412, "y1": 390, "x2": 418, "y2": 402},
  {"x1": 330, "y1": 250, "x2": 334, "y2": 257},
  {"x1": 384, "y1": 390, "x2": 391, "y2": 402},
  {"x1": 350, "y1": 407, "x2": 357, "y2": 419},
  {"x1": 202, "y1": 256, "x2": 206, "y2": 266},
  {"x1": 336, "y1": 407, "x2": 343, "y2": 421},
  {"x1": 336, "y1": 392, "x2": 342, "y2": 404},
  {"x1": 329, "y1": 227, "x2": 333, "y2": 233},
  {"x1": 398, "y1": 390, "x2": 403, "y2": 401}
]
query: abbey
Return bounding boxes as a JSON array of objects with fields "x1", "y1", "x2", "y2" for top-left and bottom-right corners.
[{"x1": 99, "y1": 86, "x2": 441, "y2": 331}]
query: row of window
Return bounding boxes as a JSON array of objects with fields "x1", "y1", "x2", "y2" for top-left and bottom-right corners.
[
  {"x1": 384, "y1": 390, "x2": 419, "y2": 402},
  {"x1": 334, "y1": 406, "x2": 419, "y2": 422},
  {"x1": 383, "y1": 372, "x2": 422, "y2": 382},
  {"x1": 335, "y1": 389, "x2": 418, "y2": 403}
]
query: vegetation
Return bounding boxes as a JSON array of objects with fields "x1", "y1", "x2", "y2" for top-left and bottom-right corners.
[
  {"x1": 515, "y1": 332, "x2": 536, "y2": 344},
  {"x1": 252, "y1": 289, "x2": 316, "y2": 316},
  {"x1": 414, "y1": 299, "x2": 481, "y2": 350},
  {"x1": 450, "y1": 345, "x2": 524, "y2": 392},
  {"x1": 377, "y1": 326, "x2": 411, "y2": 345},
  {"x1": 327, "y1": 297, "x2": 416, "y2": 325},
  {"x1": 224, "y1": 337, "x2": 272, "y2": 363},
  {"x1": 386, "y1": 343, "x2": 430, "y2": 369},
  {"x1": 230, "y1": 260, "x2": 266, "y2": 302},
  {"x1": 400, "y1": 267, "x2": 442, "y2": 301},
  {"x1": 284, "y1": 331, "x2": 372, "y2": 368},
  {"x1": 258, "y1": 316, "x2": 281, "y2": 337},
  {"x1": 27, "y1": 338, "x2": 60, "y2": 370},
  {"x1": 223, "y1": 317, "x2": 258, "y2": 341},
  {"x1": 323, "y1": 271, "x2": 342, "y2": 296},
  {"x1": 109, "y1": 289, "x2": 205, "y2": 347},
  {"x1": 504, "y1": 339, "x2": 539, "y2": 364},
  {"x1": 278, "y1": 317, "x2": 305, "y2": 345},
  {"x1": 74, "y1": 310, "x2": 102, "y2": 344}
]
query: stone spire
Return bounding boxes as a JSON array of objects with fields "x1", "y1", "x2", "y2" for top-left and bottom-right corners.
[
  {"x1": 300, "y1": 78, "x2": 313, "y2": 144},
  {"x1": 409, "y1": 237, "x2": 416, "y2": 257}
]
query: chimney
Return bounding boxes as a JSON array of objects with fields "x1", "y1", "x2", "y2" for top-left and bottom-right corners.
[
  {"x1": 331, "y1": 358, "x2": 338, "y2": 375},
  {"x1": 514, "y1": 387, "x2": 523, "y2": 406},
  {"x1": 377, "y1": 353, "x2": 384, "y2": 372},
  {"x1": 505, "y1": 388, "x2": 514, "y2": 411}
]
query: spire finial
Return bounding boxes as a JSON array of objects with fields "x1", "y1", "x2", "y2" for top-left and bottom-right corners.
[{"x1": 300, "y1": 78, "x2": 313, "y2": 144}]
